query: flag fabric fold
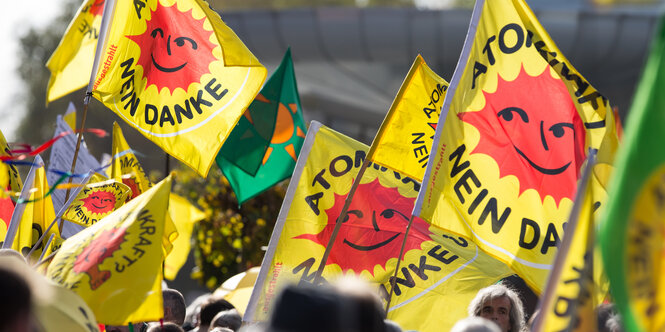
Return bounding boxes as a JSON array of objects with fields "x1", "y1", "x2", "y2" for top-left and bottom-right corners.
[
  {"x1": 91, "y1": 0, "x2": 266, "y2": 177},
  {"x1": 164, "y1": 193, "x2": 206, "y2": 280},
  {"x1": 413, "y1": 0, "x2": 618, "y2": 294}
]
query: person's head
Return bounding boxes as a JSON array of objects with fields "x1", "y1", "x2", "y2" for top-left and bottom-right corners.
[
  {"x1": 597, "y1": 303, "x2": 624, "y2": 332},
  {"x1": 209, "y1": 328, "x2": 234, "y2": 332},
  {"x1": 199, "y1": 297, "x2": 235, "y2": 331},
  {"x1": 468, "y1": 284, "x2": 525, "y2": 332},
  {"x1": 384, "y1": 319, "x2": 403, "y2": 332},
  {"x1": 163, "y1": 288, "x2": 186, "y2": 326},
  {"x1": 0, "y1": 263, "x2": 32, "y2": 332},
  {"x1": 332, "y1": 276, "x2": 385, "y2": 332},
  {"x1": 210, "y1": 309, "x2": 242, "y2": 331},
  {"x1": 184, "y1": 293, "x2": 210, "y2": 330},
  {"x1": 451, "y1": 317, "x2": 502, "y2": 332},
  {"x1": 146, "y1": 322, "x2": 185, "y2": 332}
]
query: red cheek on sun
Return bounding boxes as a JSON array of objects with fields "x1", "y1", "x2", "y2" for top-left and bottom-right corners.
[
  {"x1": 126, "y1": 1, "x2": 217, "y2": 93},
  {"x1": 459, "y1": 66, "x2": 586, "y2": 204},
  {"x1": 295, "y1": 178, "x2": 431, "y2": 275}
]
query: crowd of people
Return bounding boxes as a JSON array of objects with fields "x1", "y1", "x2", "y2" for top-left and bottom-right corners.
[{"x1": 0, "y1": 247, "x2": 625, "y2": 332}]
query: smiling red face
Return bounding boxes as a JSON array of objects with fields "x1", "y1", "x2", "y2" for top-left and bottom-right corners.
[
  {"x1": 127, "y1": 1, "x2": 217, "y2": 92},
  {"x1": 82, "y1": 190, "x2": 117, "y2": 214},
  {"x1": 459, "y1": 66, "x2": 586, "y2": 204},
  {"x1": 295, "y1": 178, "x2": 431, "y2": 275}
]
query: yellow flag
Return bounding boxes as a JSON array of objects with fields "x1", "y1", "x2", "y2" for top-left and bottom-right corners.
[
  {"x1": 64, "y1": 102, "x2": 78, "y2": 129},
  {"x1": 245, "y1": 122, "x2": 513, "y2": 332},
  {"x1": 0, "y1": 130, "x2": 21, "y2": 240},
  {"x1": 46, "y1": 176, "x2": 172, "y2": 325},
  {"x1": 164, "y1": 193, "x2": 206, "y2": 280},
  {"x1": 108, "y1": 122, "x2": 151, "y2": 200},
  {"x1": 92, "y1": 0, "x2": 266, "y2": 177},
  {"x1": 534, "y1": 157, "x2": 608, "y2": 332},
  {"x1": 46, "y1": 0, "x2": 106, "y2": 103},
  {"x1": 368, "y1": 55, "x2": 448, "y2": 182},
  {"x1": 414, "y1": 0, "x2": 618, "y2": 294},
  {"x1": 62, "y1": 173, "x2": 131, "y2": 227},
  {"x1": 15, "y1": 159, "x2": 60, "y2": 261}
]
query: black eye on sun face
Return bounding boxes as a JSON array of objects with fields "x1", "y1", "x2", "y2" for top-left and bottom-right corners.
[
  {"x1": 150, "y1": 28, "x2": 164, "y2": 38},
  {"x1": 497, "y1": 107, "x2": 529, "y2": 123},
  {"x1": 342, "y1": 210, "x2": 363, "y2": 223},
  {"x1": 174, "y1": 36, "x2": 197, "y2": 49},
  {"x1": 549, "y1": 122, "x2": 574, "y2": 138},
  {"x1": 379, "y1": 208, "x2": 409, "y2": 221}
]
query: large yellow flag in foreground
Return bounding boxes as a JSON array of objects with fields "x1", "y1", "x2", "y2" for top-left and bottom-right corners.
[
  {"x1": 92, "y1": 0, "x2": 266, "y2": 176},
  {"x1": 368, "y1": 55, "x2": 448, "y2": 182},
  {"x1": 46, "y1": 0, "x2": 106, "y2": 103},
  {"x1": 413, "y1": 0, "x2": 617, "y2": 294},
  {"x1": 245, "y1": 122, "x2": 513, "y2": 331},
  {"x1": 47, "y1": 175, "x2": 172, "y2": 325}
]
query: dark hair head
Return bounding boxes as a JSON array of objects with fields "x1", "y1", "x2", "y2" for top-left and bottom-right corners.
[
  {"x1": 162, "y1": 288, "x2": 186, "y2": 326},
  {"x1": 211, "y1": 309, "x2": 242, "y2": 331},
  {"x1": 0, "y1": 264, "x2": 31, "y2": 331},
  {"x1": 200, "y1": 297, "x2": 235, "y2": 327}
]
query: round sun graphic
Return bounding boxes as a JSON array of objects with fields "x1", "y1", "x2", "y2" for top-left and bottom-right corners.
[
  {"x1": 126, "y1": 1, "x2": 217, "y2": 93},
  {"x1": 459, "y1": 66, "x2": 586, "y2": 204},
  {"x1": 88, "y1": 0, "x2": 105, "y2": 16},
  {"x1": 73, "y1": 227, "x2": 127, "y2": 290},
  {"x1": 295, "y1": 178, "x2": 431, "y2": 275},
  {"x1": 81, "y1": 190, "x2": 117, "y2": 215}
]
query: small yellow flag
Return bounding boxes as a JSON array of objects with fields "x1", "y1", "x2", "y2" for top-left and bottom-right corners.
[
  {"x1": 92, "y1": 0, "x2": 266, "y2": 176},
  {"x1": 15, "y1": 159, "x2": 59, "y2": 261},
  {"x1": 369, "y1": 55, "x2": 448, "y2": 182},
  {"x1": 62, "y1": 173, "x2": 131, "y2": 227},
  {"x1": 46, "y1": 0, "x2": 106, "y2": 103},
  {"x1": 164, "y1": 193, "x2": 206, "y2": 280},
  {"x1": 0, "y1": 130, "x2": 21, "y2": 240},
  {"x1": 47, "y1": 175, "x2": 172, "y2": 325},
  {"x1": 108, "y1": 122, "x2": 151, "y2": 200}
]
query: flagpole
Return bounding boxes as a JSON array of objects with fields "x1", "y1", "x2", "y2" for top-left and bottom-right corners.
[
  {"x1": 61, "y1": 0, "x2": 117, "y2": 230},
  {"x1": 384, "y1": 213, "x2": 416, "y2": 314},
  {"x1": 313, "y1": 158, "x2": 371, "y2": 284},
  {"x1": 36, "y1": 234, "x2": 55, "y2": 263}
]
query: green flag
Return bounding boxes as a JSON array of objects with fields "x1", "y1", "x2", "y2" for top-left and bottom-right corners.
[
  {"x1": 600, "y1": 20, "x2": 665, "y2": 332},
  {"x1": 216, "y1": 49, "x2": 306, "y2": 204}
]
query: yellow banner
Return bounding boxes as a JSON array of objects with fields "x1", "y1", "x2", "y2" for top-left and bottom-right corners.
[
  {"x1": 16, "y1": 161, "x2": 59, "y2": 261},
  {"x1": 92, "y1": 0, "x2": 266, "y2": 176},
  {"x1": 369, "y1": 55, "x2": 448, "y2": 182},
  {"x1": 0, "y1": 130, "x2": 21, "y2": 240},
  {"x1": 47, "y1": 176, "x2": 172, "y2": 325},
  {"x1": 416, "y1": 0, "x2": 617, "y2": 294},
  {"x1": 108, "y1": 122, "x2": 151, "y2": 200},
  {"x1": 46, "y1": 0, "x2": 106, "y2": 103},
  {"x1": 164, "y1": 193, "x2": 206, "y2": 280},
  {"x1": 63, "y1": 173, "x2": 131, "y2": 227},
  {"x1": 245, "y1": 122, "x2": 512, "y2": 332}
]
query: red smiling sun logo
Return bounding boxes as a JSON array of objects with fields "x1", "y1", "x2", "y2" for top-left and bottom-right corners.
[
  {"x1": 459, "y1": 66, "x2": 586, "y2": 204},
  {"x1": 295, "y1": 178, "x2": 431, "y2": 275},
  {"x1": 127, "y1": 1, "x2": 217, "y2": 93},
  {"x1": 73, "y1": 227, "x2": 126, "y2": 290},
  {"x1": 81, "y1": 190, "x2": 117, "y2": 215}
]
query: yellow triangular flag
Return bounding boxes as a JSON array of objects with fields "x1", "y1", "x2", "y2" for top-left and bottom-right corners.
[
  {"x1": 47, "y1": 175, "x2": 172, "y2": 325},
  {"x1": 368, "y1": 55, "x2": 448, "y2": 182}
]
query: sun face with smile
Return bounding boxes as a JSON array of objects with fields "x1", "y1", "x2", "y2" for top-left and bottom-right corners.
[
  {"x1": 81, "y1": 190, "x2": 117, "y2": 215},
  {"x1": 459, "y1": 66, "x2": 587, "y2": 204},
  {"x1": 295, "y1": 178, "x2": 431, "y2": 275},
  {"x1": 126, "y1": 1, "x2": 217, "y2": 93}
]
